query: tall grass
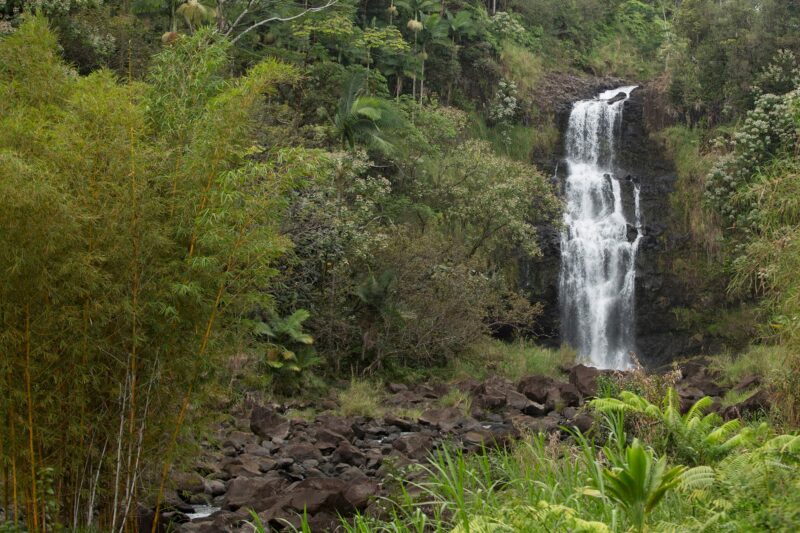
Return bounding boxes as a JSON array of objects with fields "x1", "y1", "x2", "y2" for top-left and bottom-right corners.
[
  {"x1": 466, "y1": 114, "x2": 558, "y2": 163},
  {"x1": 656, "y1": 126, "x2": 722, "y2": 259},
  {"x1": 499, "y1": 41, "x2": 545, "y2": 99},
  {"x1": 452, "y1": 337, "x2": 575, "y2": 381},
  {"x1": 343, "y1": 431, "x2": 697, "y2": 532}
]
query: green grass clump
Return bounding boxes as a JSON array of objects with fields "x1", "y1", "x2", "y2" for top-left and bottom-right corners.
[
  {"x1": 452, "y1": 337, "x2": 575, "y2": 382},
  {"x1": 338, "y1": 379, "x2": 383, "y2": 418},
  {"x1": 709, "y1": 345, "x2": 788, "y2": 386},
  {"x1": 437, "y1": 389, "x2": 472, "y2": 416}
]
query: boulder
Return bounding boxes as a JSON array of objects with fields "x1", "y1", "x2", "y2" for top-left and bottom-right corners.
[
  {"x1": 285, "y1": 478, "x2": 351, "y2": 514},
  {"x1": 220, "y1": 456, "x2": 261, "y2": 478},
  {"x1": 723, "y1": 389, "x2": 771, "y2": 420},
  {"x1": 332, "y1": 442, "x2": 366, "y2": 466},
  {"x1": 392, "y1": 434, "x2": 433, "y2": 460},
  {"x1": 386, "y1": 383, "x2": 408, "y2": 393},
  {"x1": 419, "y1": 407, "x2": 467, "y2": 432},
  {"x1": 384, "y1": 413, "x2": 415, "y2": 431},
  {"x1": 250, "y1": 405, "x2": 290, "y2": 441},
  {"x1": 316, "y1": 414, "x2": 356, "y2": 440},
  {"x1": 518, "y1": 375, "x2": 557, "y2": 404},
  {"x1": 282, "y1": 443, "x2": 323, "y2": 462},
  {"x1": 171, "y1": 472, "x2": 205, "y2": 500},
  {"x1": 678, "y1": 359, "x2": 708, "y2": 381},
  {"x1": 688, "y1": 376, "x2": 726, "y2": 398},
  {"x1": 505, "y1": 389, "x2": 533, "y2": 411},
  {"x1": 545, "y1": 382, "x2": 581, "y2": 411},
  {"x1": 462, "y1": 430, "x2": 491, "y2": 446},
  {"x1": 222, "y1": 430, "x2": 256, "y2": 451},
  {"x1": 607, "y1": 91, "x2": 627, "y2": 105},
  {"x1": 222, "y1": 476, "x2": 285, "y2": 511},
  {"x1": 243, "y1": 442, "x2": 271, "y2": 458},
  {"x1": 344, "y1": 478, "x2": 379, "y2": 509},
  {"x1": 568, "y1": 413, "x2": 594, "y2": 434},
  {"x1": 315, "y1": 427, "x2": 349, "y2": 447},
  {"x1": 474, "y1": 377, "x2": 515, "y2": 410},
  {"x1": 733, "y1": 374, "x2": 761, "y2": 392},
  {"x1": 569, "y1": 365, "x2": 602, "y2": 397},
  {"x1": 204, "y1": 479, "x2": 226, "y2": 497},
  {"x1": 413, "y1": 384, "x2": 441, "y2": 399},
  {"x1": 509, "y1": 414, "x2": 561, "y2": 434},
  {"x1": 306, "y1": 512, "x2": 340, "y2": 532},
  {"x1": 454, "y1": 378, "x2": 480, "y2": 393}
]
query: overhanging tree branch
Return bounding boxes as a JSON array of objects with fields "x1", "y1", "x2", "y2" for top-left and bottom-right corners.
[{"x1": 228, "y1": 0, "x2": 339, "y2": 44}]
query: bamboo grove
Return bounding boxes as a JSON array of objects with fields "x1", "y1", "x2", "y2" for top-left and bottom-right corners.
[{"x1": 0, "y1": 17, "x2": 322, "y2": 531}]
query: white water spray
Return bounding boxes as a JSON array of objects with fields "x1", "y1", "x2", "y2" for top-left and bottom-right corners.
[{"x1": 559, "y1": 86, "x2": 641, "y2": 369}]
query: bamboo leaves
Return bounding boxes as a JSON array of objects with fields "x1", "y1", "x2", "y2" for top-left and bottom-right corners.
[{"x1": 0, "y1": 16, "x2": 319, "y2": 531}]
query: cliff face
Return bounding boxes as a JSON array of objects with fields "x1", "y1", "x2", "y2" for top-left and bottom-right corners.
[
  {"x1": 616, "y1": 90, "x2": 699, "y2": 367},
  {"x1": 523, "y1": 81, "x2": 696, "y2": 367}
]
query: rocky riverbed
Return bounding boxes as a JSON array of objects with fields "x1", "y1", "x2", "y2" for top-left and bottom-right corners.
[{"x1": 144, "y1": 361, "x2": 768, "y2": 532}]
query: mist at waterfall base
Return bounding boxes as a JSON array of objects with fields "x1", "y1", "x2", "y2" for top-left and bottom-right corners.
[{"x1": 559, "y1": 86, "x2": 641, "y2": 370}]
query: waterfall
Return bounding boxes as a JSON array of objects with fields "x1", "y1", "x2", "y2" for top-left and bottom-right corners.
[{"x1": 559, "y1": 86, "x2": 641, "y2": 370}]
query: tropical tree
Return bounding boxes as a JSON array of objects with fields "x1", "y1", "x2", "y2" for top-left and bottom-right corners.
[
  {"x1": 445, "y1": 8, "x2": 476, "y2": 44},
  {"x1": 416, "y1": 11, "x2": 449, "y2": 103},
  {"x1": 396, "y1": 0, "x2": 440, "y2": 99},
  {"x1": 356, "y1": 24, "x2": 409, "y2": 88},
  {"x1": 330, "y1": 75, "x2": 406, "y2": 151}
]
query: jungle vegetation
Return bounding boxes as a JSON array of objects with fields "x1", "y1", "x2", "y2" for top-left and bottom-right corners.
[{"x1": 2, "y1": 0, "x2": 800, "y2": 531}]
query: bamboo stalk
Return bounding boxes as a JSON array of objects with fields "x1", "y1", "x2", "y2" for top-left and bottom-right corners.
[
  {"x1": 24, "y1": 303, "x2": 39, "y2": 532},
  {"x1": 118, "y1": 363, "x2": 156, "y2": 533},
  {"x1": 1, "y1": 380, "x2": 7, "y2": 518},
  {"x1": 124, "y1": 78, "x2": 142, "y2": 533},
  {"x1": 151, "y1": 224, "x2": 250, "y2": 533},
  {"x1": 10, "y1": 402, "x2": 18, "y2": 524},
  {"x1": 110, "y1": 374, "x2": 129, "y2": 532}
]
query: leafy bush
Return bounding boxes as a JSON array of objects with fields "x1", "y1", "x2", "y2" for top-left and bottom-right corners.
[{"x1": 704, "y1": 92, "x2": 797, "y2": 225}]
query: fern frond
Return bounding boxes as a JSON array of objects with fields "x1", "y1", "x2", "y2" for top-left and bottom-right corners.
[
  {"x1": 764, "y1": 434, "x2": 800, "y2": 454},
  {"x1": 589, "y1": 397, "x2": 633, "y2": 413},
  {"x1": 686, "y1": 396, "x2": 713, "y2": 420},
  {"x1": 680, "y1": 465, "x2": 716, "y2": 492},
  {"x1": 705, "y1": 419, "x2": 742, "y2": 445}
]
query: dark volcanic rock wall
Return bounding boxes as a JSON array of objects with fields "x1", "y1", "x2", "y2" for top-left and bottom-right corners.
[
  {"x1": 522, "y1": 82, "x2": 693, "y2": 367},
  {"x1": 616, "y1": 89, "x2": 694, "y2": 367}
]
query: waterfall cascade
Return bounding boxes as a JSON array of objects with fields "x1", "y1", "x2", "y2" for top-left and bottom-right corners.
[{"x1": 559, "y1": 86, "x2": 641, "y2": 370}]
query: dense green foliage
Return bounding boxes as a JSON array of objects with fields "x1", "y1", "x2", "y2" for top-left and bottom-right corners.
[{"x1": 3, "y1": 0, "x2": 800, "y2": 530}]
